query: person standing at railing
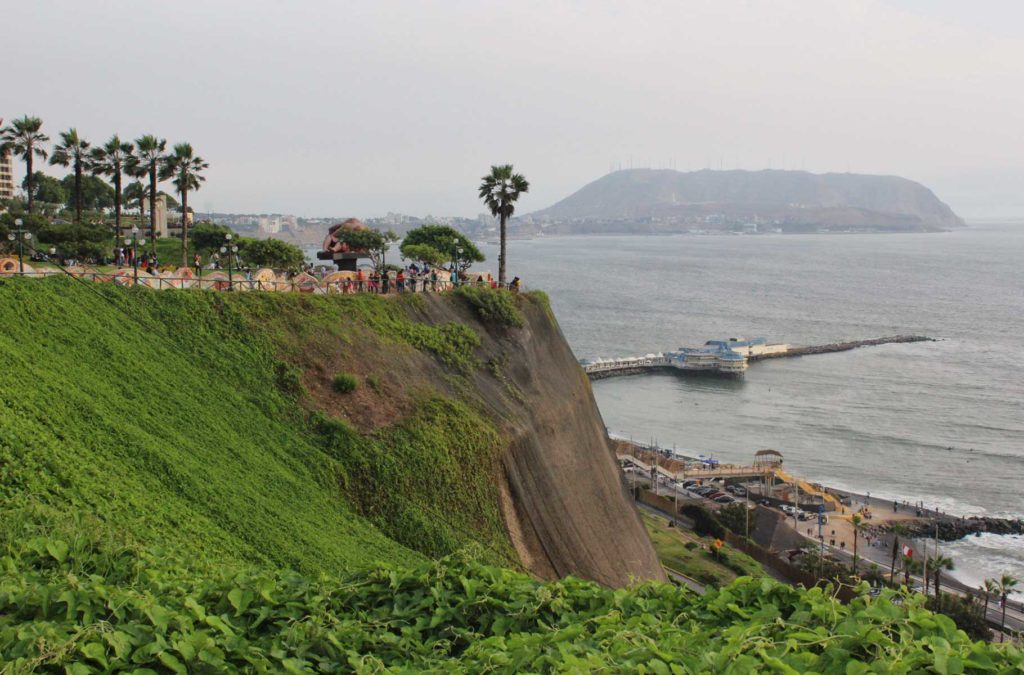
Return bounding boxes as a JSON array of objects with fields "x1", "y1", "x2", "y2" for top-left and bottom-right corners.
[
  {"x1": 396, "y1": 269, "x2": 405, "y2": 293},
  {"x1": 193, "y1": 253, "x2": 202, "y2": 278}
]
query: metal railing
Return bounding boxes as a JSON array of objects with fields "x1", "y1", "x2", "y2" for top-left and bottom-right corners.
[{"x1": 0, "y1": 269, "x2": 522, "y2": 295}]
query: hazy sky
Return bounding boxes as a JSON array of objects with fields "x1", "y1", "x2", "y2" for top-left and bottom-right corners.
[{"x1": 6, "y1": 0, "x2": 1024, "y2": 218}]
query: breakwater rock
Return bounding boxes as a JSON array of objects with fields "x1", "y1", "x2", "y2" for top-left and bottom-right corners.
[
  {"x1": 888, "y1": 516, "x2": 1024, "y2": 542},
  {"x1": 752, "y1": 335, "x2": 936, "y2": 360}
]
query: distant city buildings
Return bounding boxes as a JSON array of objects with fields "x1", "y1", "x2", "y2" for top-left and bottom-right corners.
[{"x1": 0, "y1": 145, "x2": 13, "y2": 201}]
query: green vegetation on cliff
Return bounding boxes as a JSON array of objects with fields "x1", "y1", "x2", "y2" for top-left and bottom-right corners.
[
  {"x1": 1, "y1": 279, "x2": 1020, "y2": 672},
  {"x1": 0, "y1": 278, "x2": 517, "y2": 574}
]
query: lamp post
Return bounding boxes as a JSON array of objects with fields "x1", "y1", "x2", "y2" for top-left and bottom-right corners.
[
  {"x1": 124, "y1": 226, "x2": 146, "y2": 285},
  {"x1": 221, "y1": 233, "x2": 239, "y2": 290},
  {"x1": 7, "y1": 218, "x2": 31, "y2": 274}
]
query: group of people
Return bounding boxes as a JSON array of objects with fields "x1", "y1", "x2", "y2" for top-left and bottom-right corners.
[
  {"x1": 322, "y1": 265, "x2": 520, "y2": 295},
  {"x1": 114, "y1": 246, "x2": 160, "y2": 274}
]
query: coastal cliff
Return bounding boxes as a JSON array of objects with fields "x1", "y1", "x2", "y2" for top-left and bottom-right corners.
[{"x1": 0, "y1": 278, "x2": 662, "y2": 586}]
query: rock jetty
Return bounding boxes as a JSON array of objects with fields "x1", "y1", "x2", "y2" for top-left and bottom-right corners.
[{"x1": 888, "y1": 516, "x2": 1024, "y2": 542}]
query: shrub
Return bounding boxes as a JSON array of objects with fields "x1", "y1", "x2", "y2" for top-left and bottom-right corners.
[
  {"x1": 681, "y1": 504, "x2": 726, "y2": 538},
  {"x1": 685, "y1": 541, "x2": 698, "y2": 551},
  {"x1": 454, "y1": 285, "x2": 524, "y2": 327},
  {"x1": 332, "y1": 372, "x2": 359, "y2": 393}
]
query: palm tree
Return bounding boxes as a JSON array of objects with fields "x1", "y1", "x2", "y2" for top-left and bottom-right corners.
[
  {"x1": 997, "y1": 574, "x2": 1019, "y2": 642},
  {"x1": 90, "y1": 136, "x2": 134, "y2": 240},
  {"x1": 0, "y1": 116, "x2": 49, "y2": 213},
  {"x1": 50, "y1": 128, "x2": 92, "y2": 223},
  {"x1": 161, "y1": 143, "x2": 208, "y2": 266},
  {"x1": 982, "y1": 579, "x2": 999, "y2": 621},
  {"x1": 128, "y1": 135, "x2": 167, "y2": 249},
  {"x1": 888, "y1": 523, "x2": 908, "y2": 586},
  {"x1": 478, "y1": 164, "x2": 529, "y2": 286},
  {"x1": 850, "y1": 513, "x2": 863, "y2": 575},
  {"x1": 927, "y1": 554, "x2": 954, "y2": 599},
  {"x1": 123, "y1": 180, "x2": 147, "y2": 227}
]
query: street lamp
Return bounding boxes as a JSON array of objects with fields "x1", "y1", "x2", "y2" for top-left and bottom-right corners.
[
  {"x1": 124, "y1": 226, "x2": 146, "y2": 285},
  {"x1": 7, "y1": 218, "x2": 31, "y2": 274},
  {"x1": 221, "y1": 233, "x2": 239, "y2": 290}
]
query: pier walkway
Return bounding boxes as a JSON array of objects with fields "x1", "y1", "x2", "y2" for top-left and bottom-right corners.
[{"x1": 584, "y1": 335, "x2": 932, "y2": 380}]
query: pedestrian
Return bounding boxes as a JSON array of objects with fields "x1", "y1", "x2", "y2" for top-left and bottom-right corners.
[{"x1": 193, "y1": 253, "x2": 202, "y2": 277}]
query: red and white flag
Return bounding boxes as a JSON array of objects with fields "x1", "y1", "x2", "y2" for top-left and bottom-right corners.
[{"x1": 902, "y1": 545, "x2": 913, "y2": 557}]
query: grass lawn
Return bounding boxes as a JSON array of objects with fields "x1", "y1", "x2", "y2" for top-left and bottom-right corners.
[{"x1": 642, "y1": 511, "x2": 765, "y2": 588}]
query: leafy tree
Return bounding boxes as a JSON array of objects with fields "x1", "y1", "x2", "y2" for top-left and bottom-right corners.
[
  {"x1": 25, "y1": 171, "x2": 66, "y2": 206},
  {"x1": 716, "y1": 502, "x2": 749, "y2": 537},
  {"x1": 49, "y1": 129, "x2": 91, "y2": 223},
  {"x1": 189, "y1": 222, "x2": 234, "y2": 254},
  {"x1": 240, "y1": 237, "x2": 304, "y2": 270},
  {"x1": 59, "y1": 174, "x2": 114, "y2": 211},
  {"x1": 128, "y1": 134, "x2": 167, "y2": 249},
  {"x1": 90, "y1": 135, "x2": 134, "y2": 240},
  {"x1": 0, "y1": 116, "x2": 49, "y2": 214},
  {"x1": 399, "y1": 224, "x2": 484, "y2": 273},
  {"x1": 160, "y1": 143, "x2": 208, "y2": 267},
  {"x1": 0, "y1": 212, "x2": 48, "y2": 253},
  {"x1": 478, "y1": 164, "x2": 529, "y2": 285},
  {"x1": 334, "y1": 227, "x2": 399, "y2": 272},
  {"x1": 35, "y1": 221, "x2": 110, "y2": 262}
]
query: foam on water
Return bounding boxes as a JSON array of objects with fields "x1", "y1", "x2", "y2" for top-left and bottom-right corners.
[{"x1": 940, "y1": 534, "x2": 1024, "y2": 600}]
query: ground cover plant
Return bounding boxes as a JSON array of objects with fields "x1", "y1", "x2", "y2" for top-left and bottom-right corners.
[{"x1": 3, "y1": 530, "x2": 1022, "y2": 673}]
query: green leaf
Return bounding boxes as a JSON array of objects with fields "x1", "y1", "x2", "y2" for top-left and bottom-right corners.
[{"x1": 47, "y1": 539, "x2": 70, "y2": 563}]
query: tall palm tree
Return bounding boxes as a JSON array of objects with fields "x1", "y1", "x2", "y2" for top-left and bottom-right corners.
[
  {"x1": 128, "y1": 135, "x2": 167, "y2": 249},
  {"x1": 478, "y1": 164, "x2": 529, "y2": 286},
  {"x1": 888, "y1": 523, "x2": 907, "y2": 586},
  {"x1": 850, "y1": 513, "x2": 863, "y2": 576},
  {"x1": 929, "y1": 554, "x2": 954, "y2": 598},
  {"x1": 982, "y1": 579, "x2": 999, "y2": 620},
  {"x1": 997, "y1": 574, "x2": 1019, "y2": 642},
  {"x1": 50, "y1": 129, "x2": 92, "y2": 223},
  {"x1": 90, "y1": 135, "x2": 134, "y2": 240},
  {"x1": 161, "y1": 143, "x2": 208, "y2": 266},
  {"x1": 0, "y1": 116, "x2": 49, "y2": 213}
]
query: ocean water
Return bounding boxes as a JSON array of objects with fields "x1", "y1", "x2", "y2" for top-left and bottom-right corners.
[{"x1": 477, "y1": 224, "x2": 1024, "y2": 587}]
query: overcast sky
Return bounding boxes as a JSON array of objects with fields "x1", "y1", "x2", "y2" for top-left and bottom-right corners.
[{"x1": 6, "y1": 0, "x2": 1024, "y2": 218}]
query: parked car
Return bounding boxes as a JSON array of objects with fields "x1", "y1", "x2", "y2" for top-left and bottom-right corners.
[
  {"x1": 714, "y1": 495, "x2": 735, "y2": 504},
  {"x1": 781, "y1": 505, "x2": 797, "y2": 516},
  {"x1": 695, "y1": 487, "x2": 717, "y2": 496},
  {"x1": 732, "y1": 486, "x2": 747, "y2": 496},
  {"x1": 707, "y1": 492, "x2": 727, "y2": 500},
  {"x1": 797, "y1": 511, "x2": 814, "y2": 521}
]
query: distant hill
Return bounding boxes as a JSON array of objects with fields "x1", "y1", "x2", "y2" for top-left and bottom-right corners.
[{"x1": 528, "y1": 169, "x2": 964, "y2": 233}]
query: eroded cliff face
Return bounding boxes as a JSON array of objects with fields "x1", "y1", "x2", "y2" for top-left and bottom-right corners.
[
  {"x1": 267, "y1": 289, "x2": 664, "y2": 586},
  {"x1": 400, "y1": 294, "x2": 666, "y2": 586}
]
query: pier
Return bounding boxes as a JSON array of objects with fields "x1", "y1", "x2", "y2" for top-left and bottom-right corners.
[{"x1": 582, "y1": 335, "x2": 933, "y2": 380}]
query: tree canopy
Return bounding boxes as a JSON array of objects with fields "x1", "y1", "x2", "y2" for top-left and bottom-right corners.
[
  {"x1": 333, "y1": 227, "x2": 399, "y2": 272},
  {"x1": 189, "y1": 222, "x2": 235, "y2": 253},
  {"x1": 399, "y1": 224, "x2": 483, "y2": 273},
  {"x1": 24, "y1": 172, "x2": 66, "y2": 206},
  {"x1": 240, "y1": 237, "x2": 305, "y2": 270},
  {"x1": 60, "y1": 174, "x2": 114, "y2": 211}
]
